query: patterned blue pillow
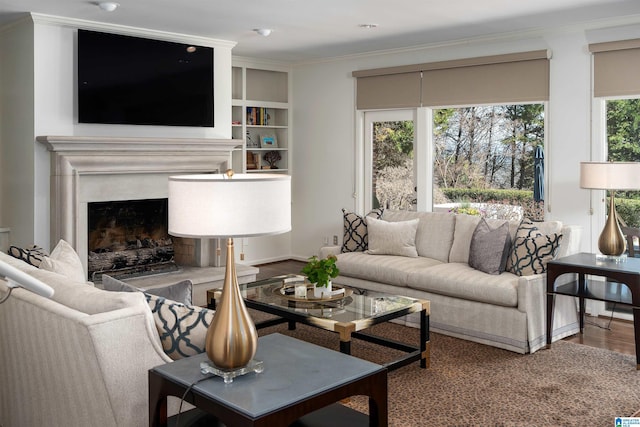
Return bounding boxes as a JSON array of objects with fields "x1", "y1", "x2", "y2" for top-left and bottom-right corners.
[
  {"x1": 145, "y1": 293, "x2": 215, "y2": 360},
  {"x1": 507, "y1": 233, "x2": 563, "y2": 276},
  {"x1": 341, "y1": 208, "x2": 384, "y2": 253}
]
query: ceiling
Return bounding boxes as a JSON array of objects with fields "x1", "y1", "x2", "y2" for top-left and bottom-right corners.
[{"x1": 1, "y1": 0, "x2": 640, "y2": 63}]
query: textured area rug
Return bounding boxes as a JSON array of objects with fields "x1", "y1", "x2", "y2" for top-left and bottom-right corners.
[{"x1": 255, "y1": 314, "x2": 640, "y2": 426}]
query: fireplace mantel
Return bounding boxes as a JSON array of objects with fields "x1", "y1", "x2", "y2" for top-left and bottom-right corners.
[
  {"x1": 37, "y1": 135, "x2": 242, "y2": 272},
  {"x1": 37, "y1": 135, "x2": 241, "y2": 153}
]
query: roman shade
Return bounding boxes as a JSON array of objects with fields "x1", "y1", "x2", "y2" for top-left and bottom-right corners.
[
  {"x1": 589, "y1": 39, "x2": 640, "y2": 97},
  {"x1": 353, "y1": 50, "x2": 550, "y2": 109}
]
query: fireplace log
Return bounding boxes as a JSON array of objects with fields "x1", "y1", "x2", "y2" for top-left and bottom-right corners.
[{"x1": 88, "y1": 247, "x2": 174, "y2": 273}]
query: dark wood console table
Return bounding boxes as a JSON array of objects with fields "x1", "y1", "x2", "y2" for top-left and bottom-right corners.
[{"x1": 546, "y1": 252, "x2": 640, "y2": 369}]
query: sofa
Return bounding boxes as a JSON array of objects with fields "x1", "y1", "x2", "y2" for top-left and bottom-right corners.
[
  {"x1": 0, "y1": 246, "x2": 210, "y2": 427},
  {"x1": 320, "y1": 210, "x2": 581, "y2": 354}
]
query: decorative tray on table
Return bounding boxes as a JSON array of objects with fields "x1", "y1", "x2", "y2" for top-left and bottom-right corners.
[{"x1": 274, "y1": 282, "x2": 353, "y2": 302}]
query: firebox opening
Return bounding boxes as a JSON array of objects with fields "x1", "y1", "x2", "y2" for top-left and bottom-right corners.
[{"x1": 87, "y1": 198, "x2": 178, "y2": 282}]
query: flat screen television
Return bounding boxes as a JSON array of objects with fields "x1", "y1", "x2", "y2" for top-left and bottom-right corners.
[{"x1": 78, "y1": 29, "x2": 214, "y2": 127}]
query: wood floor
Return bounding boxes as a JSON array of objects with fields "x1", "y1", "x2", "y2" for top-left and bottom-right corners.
[{"x1": 255, "y1": 259, "x2": 637, "y2": 356}]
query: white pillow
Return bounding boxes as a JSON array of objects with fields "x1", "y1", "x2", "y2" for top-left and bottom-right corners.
[
  {"x1": 366, "y1": 217, "x2": 419, "y2": 257},
  {"x1": 39, "y1": 239, "x2": 86, "y2": 283}
]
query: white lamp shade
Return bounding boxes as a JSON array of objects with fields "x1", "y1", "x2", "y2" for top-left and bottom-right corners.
[
  {"x1": 168, "y1": 173, "x2": 291, "y2": 238},
  {"x1": 580, "y1": 162, "x2": 640, "y2": 190}
]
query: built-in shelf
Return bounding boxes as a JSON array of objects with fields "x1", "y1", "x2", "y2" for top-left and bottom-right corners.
[{"x1": 231, "y1": 63, "x2": 291, "y2": 174}]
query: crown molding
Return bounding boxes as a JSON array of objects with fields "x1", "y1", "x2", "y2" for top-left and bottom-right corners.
[{"x1": 29, "y1": 13, "x2": 237, "y2": 49}]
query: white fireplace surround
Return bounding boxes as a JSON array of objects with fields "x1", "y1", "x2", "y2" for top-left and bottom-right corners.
[{"x1": 37, "y1": 135, "x2": 241, "y2": 274}]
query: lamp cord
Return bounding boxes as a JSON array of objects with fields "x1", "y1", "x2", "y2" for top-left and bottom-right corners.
[
  {"x1": 174, "y1": 373, "x2": 215, "y2": 427},
  {"x1": 585, "y1": 302, "x2": 616, "y2": 330},
  {"x1": 0, "y1": 286, "x2": 12, "y2": 304}
]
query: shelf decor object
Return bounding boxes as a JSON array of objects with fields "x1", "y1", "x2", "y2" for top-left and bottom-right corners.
[
  {"x1": 580, "y1": 161, "x2": 640, "y2": 258},
  {"x1": 260, "y1": 134, "x2": 278, "y2": 148},
  {"x1": 168, "y1": 171, "x2": 291, "y2": 378}
]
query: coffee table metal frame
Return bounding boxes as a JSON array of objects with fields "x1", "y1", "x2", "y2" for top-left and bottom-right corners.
[{"x1": 208, "y1": 275, "x2": 430, "y2": 371}]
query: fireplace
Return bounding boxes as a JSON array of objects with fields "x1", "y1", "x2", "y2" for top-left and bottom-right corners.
[
  {"x1": 38, "y1": 135, "x2": 241, "y2": 278},
  {"x1": 87, "y1": 198, "x2": 178, "y2": 282}
]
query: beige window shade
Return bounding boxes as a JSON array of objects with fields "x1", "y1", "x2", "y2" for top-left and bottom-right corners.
[
  {"x1": 590, "y1": 39, "x2": 640, "y2": 97},
  {"x1": 355, "y1": 72, "x2": 421, "y2": 110},
  {"x1": 422, "y1": 58, "x2": 549, "y2": 106},
  {"x1": 353, "y1": 50, "x2": 549, "y2": 109}
]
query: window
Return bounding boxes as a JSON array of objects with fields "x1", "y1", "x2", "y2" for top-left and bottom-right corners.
[
  {"x1": 432, "y1": 104, "x2": 545, "y2": 220},
  {"x1": 364, "y1": 110, "x2": 416, "y2": 211}
]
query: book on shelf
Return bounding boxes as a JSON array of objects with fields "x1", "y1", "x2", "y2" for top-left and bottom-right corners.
[{"x1": 246, "y1": 107, "x2": 270, "y2": 126}]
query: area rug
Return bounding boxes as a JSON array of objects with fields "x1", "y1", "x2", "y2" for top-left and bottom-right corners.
[{"x1": 255, "y1": 315, "x2": 640, "y2": 426}]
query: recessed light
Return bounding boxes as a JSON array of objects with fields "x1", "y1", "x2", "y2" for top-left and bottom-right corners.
[
  {"x1": 253, "y1": 28, "x2": 273, "y2": 37},
  {"x1": 98, "y1": 2, "x2": 119, "y2": 12},
  {"x1": 186, "y1": 46, "x2": 197, "y2": 53},
  {"x1": 359, "y1": 24, "x2": 378, "y2": 29}
]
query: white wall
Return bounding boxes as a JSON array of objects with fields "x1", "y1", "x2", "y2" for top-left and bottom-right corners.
[
  {"x1": 290, "y1": 23, "x2": 640, "y2": 259},
  {"x1": 0, "y1": 18, "x2": 35, "y2": 247}
]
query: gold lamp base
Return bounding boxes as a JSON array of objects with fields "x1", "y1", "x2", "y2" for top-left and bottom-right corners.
[
  {"x1": 205, "y1": 238, "x2": 258, "y2": 370},
  {"x1": 598, "y1": 192, "x2": 627, "y2": 257}
]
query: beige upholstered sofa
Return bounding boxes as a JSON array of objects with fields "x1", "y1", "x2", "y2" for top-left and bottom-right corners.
[
  {"x1": 320, "y1": 210, "x2": 581, "y2": 354},
  {"x1": 0, "y1": 250, "x2": 181, "y2": 427}
]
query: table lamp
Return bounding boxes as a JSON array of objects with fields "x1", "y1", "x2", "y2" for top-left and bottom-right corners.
[
  {"x1": 168, "y1": 171, "x2": 291, "y2": 374},
  {"x1": 580, "y1": 161, "x2": 640, "y2": 257}
]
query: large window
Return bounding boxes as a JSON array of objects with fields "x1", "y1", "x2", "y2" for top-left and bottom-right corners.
[
  {"x1": 433, "y1": 104, "x2": 545, "y2": 220},
  {"x1": 606, "y1": 98, "x2": 640, "y2": 227}
]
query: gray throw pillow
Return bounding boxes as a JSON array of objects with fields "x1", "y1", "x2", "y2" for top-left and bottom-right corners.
[
  {"x1": 102, "y1": 274, "x2": 193, "y2": 306},
  {"x1": 468, "y1": 219, "x2": 511, "y2": 275}
]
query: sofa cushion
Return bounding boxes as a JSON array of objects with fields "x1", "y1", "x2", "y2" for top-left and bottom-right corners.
[
  {"x1": 341, "y1": 208, "x2": 384, "y2": 253},
  {"x1": 336, "y1": 251, "x2": 442, "y2": 287},
  {"x1": 468, "y1": 219, "x2": 511, "y2": 275},
  {"x1": 102, "y1": 274, "x2": 193, "y2": 306},
  {"x1": 406, "y1": 262, "x2": 519, "y2": 307},
  {"x1": 366, "y1": 217, "x2": 419, "y2": 257},
  {"x1": 449, "y1": 214, "x2": 482, "y2": 263},
  {"x1": 382, "y1": 211, "x2": 456, "y2": 262},
  {"x1": 508, "y1": 233, "x2": 563, "y2": 276},
  {"x1": 39, "y1": 239, "x2": 86, "y2": 283},
  {"x1": 145, "y1": 293, "x2": 214, "y2": 360}
]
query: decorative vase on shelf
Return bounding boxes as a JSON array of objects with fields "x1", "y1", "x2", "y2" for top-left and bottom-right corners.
[{"x1": 313, "y1": 280, "x2": 332, "y2": 299}]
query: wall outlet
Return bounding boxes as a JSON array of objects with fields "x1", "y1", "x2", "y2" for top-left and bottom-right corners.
[
  {"x1": 323, "y1": 236, "x2": 329, "y2": 245},
  {"x1": 333, "y1": 235, "x2": 339, "y2": 245}
]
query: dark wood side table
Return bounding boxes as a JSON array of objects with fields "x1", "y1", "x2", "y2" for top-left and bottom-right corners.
[
  {"x1": 546, "y1": 252, "x2": 640, "y2": 369},
  {"x1": 149, "y1": 333, "x2": 388, "y2": 427}
]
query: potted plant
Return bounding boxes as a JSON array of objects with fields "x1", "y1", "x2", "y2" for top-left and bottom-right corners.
[{"x1": 301, "y1": 255, "x2": 340, "y2": 298}]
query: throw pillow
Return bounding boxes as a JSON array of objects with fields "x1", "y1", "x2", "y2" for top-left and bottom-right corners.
[
  {"x1": 39, "y1": 239, "x2": 86, "y2": 283},
  {"x1": 366, "y1": 217, "x2": 419, "y2": 257},
  {"x1": 505, "y1": 218, "x2": 542, "y2": 272},
  {"x1": 102, "y1": 274, "x2": 193, "y2": 306},
  {"x1": 8, "y1": 245, "x2": 49, "y2": 267},
  {"x1": 341, "y1": 208, "x2": 384, "y2": 253},
  {"x1": 508, "y1": 233, "x2": 563, "y2": 276},
  {"x1": 515, "y1": 218, "x2": 540, "y2": 239},
  {"x1": 468, "y1": 219, "x2": 511, "y2": 275},
  {"x1": 145, "y1": 293, "x2": 215, "y2": 360}
]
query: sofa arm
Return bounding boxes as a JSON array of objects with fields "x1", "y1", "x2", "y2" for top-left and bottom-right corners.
[
  {"x1": 557, "y1": 224, "x2": 582, "y2": 258},
  {"x1": 319, "y1": 246, "x2": 341, "y2": 258}
]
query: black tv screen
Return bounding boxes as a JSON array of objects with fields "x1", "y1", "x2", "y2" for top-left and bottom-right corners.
[{"x1": 78, "y1": 29, "x2": 214, "y2": 127}]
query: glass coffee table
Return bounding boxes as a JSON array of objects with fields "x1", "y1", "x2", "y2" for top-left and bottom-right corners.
[{"x1": 207, "y1": 275, "x2": 430, "y2": 371}]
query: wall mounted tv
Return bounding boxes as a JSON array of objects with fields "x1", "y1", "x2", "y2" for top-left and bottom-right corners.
[{"x1": 78, "y1": 29, "x2": 214, "y2": 127}]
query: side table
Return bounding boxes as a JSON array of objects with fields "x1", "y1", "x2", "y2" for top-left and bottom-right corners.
[
  {"x1": 546, "y1": 252, "x2": 640, "y2": 369},
  {"x1": 149, "y1": 333, "x2": 388, "y2": 427}
]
